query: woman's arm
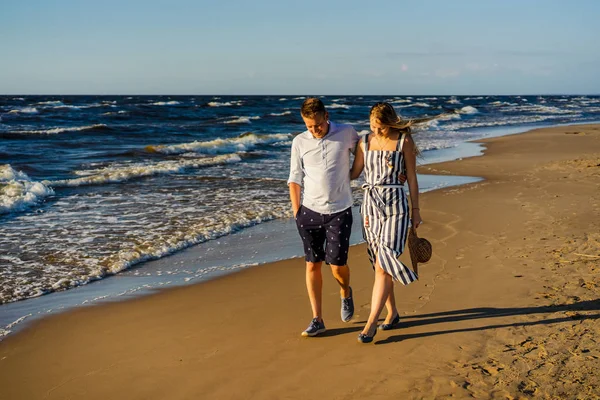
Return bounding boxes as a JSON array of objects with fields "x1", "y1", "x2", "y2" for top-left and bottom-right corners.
[
  {"x1": 403, "y1": 135, "x2": 422, "y2": 228},
  {"x1": 350, "y1": 140, "x2": 365, "y2": 180}
]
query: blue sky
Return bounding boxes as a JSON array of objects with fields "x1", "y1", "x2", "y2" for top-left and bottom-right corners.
[{"x1": 1, "y1": 0, "x2": 599, "y2": 95}]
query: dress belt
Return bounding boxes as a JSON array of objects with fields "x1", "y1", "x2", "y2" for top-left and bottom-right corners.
[{"x1": 361, "y1": 183, "x2": 404, "y2": 211}]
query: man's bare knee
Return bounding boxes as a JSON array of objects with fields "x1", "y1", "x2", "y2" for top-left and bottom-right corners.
[{"x1": 306, "y1": 262, "x2": 322, "y2": 273}]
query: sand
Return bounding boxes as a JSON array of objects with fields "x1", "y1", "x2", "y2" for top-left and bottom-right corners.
[{"x1": 1, "y1": 124, "x2": 599, "y2": 400}]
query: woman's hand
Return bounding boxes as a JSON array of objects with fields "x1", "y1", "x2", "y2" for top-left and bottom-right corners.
[{"x1": 411, "y1": 208, "x2": 423, "y2": 229}]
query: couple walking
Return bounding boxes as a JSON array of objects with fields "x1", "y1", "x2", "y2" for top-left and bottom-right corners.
[{"x1": 288, "y1": 98, "x2": 426, "y2": 343}]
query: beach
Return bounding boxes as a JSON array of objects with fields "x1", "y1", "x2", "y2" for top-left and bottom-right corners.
[{"x1": 1, "y1": 123, "x2": 599, "y2": 399}]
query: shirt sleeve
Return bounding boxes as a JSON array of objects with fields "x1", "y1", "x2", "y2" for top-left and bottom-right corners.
[
  {"x1": 349, "y1": 126, "x2": 360, "y2": 154},
  {"x1": 287, "y1": 139, "x2": 304, "y2": 186}
]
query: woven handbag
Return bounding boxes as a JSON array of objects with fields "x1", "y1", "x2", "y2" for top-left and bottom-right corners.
[{"x1": 407, "y1": 226, "x2": 432, "y2": 278}]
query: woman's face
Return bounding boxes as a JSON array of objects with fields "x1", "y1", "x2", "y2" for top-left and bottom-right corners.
[{"x1": 370, "y1": 118, "x2": 390, "y2": 136}]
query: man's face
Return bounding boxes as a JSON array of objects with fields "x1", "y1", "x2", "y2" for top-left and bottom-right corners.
[{"x1": 302, "y1": 112, "x2": 329, "y2": 139}]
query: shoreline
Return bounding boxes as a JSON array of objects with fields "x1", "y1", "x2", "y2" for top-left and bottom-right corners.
[
  {"x1": 0, "y1": 147, "x2": 484, "y2": 338},
  {"x1": 3, "y1": 120, "x2": 599, "y2": 337},
  {"x1": 1, "y1": 123, "x2": 599, "y2": 398},
  {"x1": 1, "y1": 121, "x2": 598, "y2": 338}
]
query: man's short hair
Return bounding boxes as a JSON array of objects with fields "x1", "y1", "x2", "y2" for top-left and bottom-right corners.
[{"x1": 301, "y1": 98, "x2": 326, "y2": 118}]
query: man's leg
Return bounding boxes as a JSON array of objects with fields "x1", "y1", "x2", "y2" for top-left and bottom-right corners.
[
  {"x1": 325, "y1": 207, "x2": 354, "y2": 322},
  {"x1": 330, "y1": 264, "x2": 350, "y2": 298},
  {"x1": 306, "y1": 261, "x2": 323, "y2": 320}
]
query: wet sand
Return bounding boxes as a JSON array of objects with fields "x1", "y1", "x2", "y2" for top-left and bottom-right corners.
[{"x1": 1, "y1": 124, "x2": 599, "y2": 399}]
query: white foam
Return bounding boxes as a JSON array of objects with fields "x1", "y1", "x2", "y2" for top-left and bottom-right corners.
[
  {"x1": 36, "y1": 101, "x2": 63, "y2": 106},
  {"x1": 459, "y1": 106, "x2": 479, "y2": 114},
  {"x1": 145, "y1": 133, "x2": 291, "y2": 155},
  {"x1": 8, "y1": 107, "x2": 39, "y2": 114},
  {"x1": 208, "y1": 101, "x2": 244, "y2": 107},
  {"x1": 11, "y1": 124, "x2": 108, "y2": 135},
  {"x1": 0, "y1": 165, "x2": 55, "y2": 214},
  {"x1": 224, "y1": 116, "x2": 261, "y2": 124},
  {"x1": 398, "y1": 102, "x2": 430, "y2": 108},
  {"x1": 47, "y1": 154, "x2": 242, "y2": 187},
  {"x1": 151, "y1": 101, "x2": 181, "y2": 106},
  {"x1": 328, "y1": 103, "x2": 350, "y2": 109},
  {"x1": 0, "y1": 314, "x2": 32, "y2": 340},
  {"x1": 270, "y1": 111, "x2": 292, "y2": 116}
]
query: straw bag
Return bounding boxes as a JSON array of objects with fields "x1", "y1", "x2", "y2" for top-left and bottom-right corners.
[{"x1": 407, "y1": 226, "x2": 432, "y2": 278}]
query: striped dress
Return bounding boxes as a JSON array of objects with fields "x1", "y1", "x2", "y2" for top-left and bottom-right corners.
[{"x1": 360, "y1": 133, "x2": 418, "y2": 285}]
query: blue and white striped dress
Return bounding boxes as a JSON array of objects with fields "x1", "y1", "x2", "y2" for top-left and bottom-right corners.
[{"x1": 360, "y1": 133, "x2": 418, "y2": 285}]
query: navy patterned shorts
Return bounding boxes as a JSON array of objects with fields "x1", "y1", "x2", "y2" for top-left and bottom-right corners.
[{"x1": 295, "y1": 206, "x2": 353, "y2": 265}]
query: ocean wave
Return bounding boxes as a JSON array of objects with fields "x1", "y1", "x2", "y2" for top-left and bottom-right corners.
[
  {"x1": 223, "y1": 116, "x2": 261, "y2": 124},
  {"x1": 328, "y1": 103, "x2": 350, "y2": 109},
  {"x1": 501, "y1": 104, "x2": 580, "y2": 115},
  {"x1": 458, "y1": 106, "x2": 479, "y2": 114},
  {"x1": 47, "y1": 154, "x2": 242, "y2": 187},
  {"x1": 398, "y1": 102, "x2": 431, "y2": 108},
  {"x1": 269, "y1": 111, "x2": 292, "y2": 116},
  {"x1": 9, "y1": 124, "x2": 109, "y2": 135},
  {"x1": 145, "y1": 132, "x2": 291, "y2": 155},
  {"x1": 7, "y1": 107, "x2": 39, "y2": 114},
  {"x1": 0, "y1": 178, "x2": 292, "y2": 305},
  {"x1": 490, "y1": 101, "x2": 518, "y2": 106},
  {"x1": 442, "y1": 113, "x2": 581, "y2": 131},
  {"x1": 207, "y1": 101, "x2": 244, "y2": 107},
  {"x1": 150, "y1": 101, "x2": 181, "y2": 106},
  {"x1": 35, "y1": 101, "x2": 63, "y2": 106},
  {"x1": 52, "y1": 105, "x2": 82, "y2": 110},
  {"x1": 0, "y1": 165, "x2": 55, "y2": 214}
]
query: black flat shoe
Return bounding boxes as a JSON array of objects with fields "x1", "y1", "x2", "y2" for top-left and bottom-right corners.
[
  {"x1": 357, "y1": 328, "x2": 377, "y2": 344},
  {"x1": 378, "y1": 314, "x2": 400, "y2": 331}
]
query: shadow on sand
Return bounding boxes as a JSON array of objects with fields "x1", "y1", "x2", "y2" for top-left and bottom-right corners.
[
  {"x1": 320, "y1": 299, "x2": 600, "y2": 343},
  {"x1": 375, "y1": 298, "x2": 600, "y2": 344}
]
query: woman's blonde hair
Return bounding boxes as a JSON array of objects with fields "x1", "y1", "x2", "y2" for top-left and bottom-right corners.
[
  {"x1": 369, "y1": 102, "x2": 439, "y2": 133},
  {"x1": 370, "y1": 102, "x2": 446, "y2": 156}
]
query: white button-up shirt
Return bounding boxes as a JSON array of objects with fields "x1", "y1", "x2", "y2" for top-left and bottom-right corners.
[{"x1": 288, "y1": 122, "x2": 359, "y2": 214}]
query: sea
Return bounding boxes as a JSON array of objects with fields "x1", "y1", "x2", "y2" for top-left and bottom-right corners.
[{"x1": 1, "y1": 94, "x2": 599, "y2": 337}]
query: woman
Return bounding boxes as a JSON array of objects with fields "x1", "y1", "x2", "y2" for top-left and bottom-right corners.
[{"x1": 350, "y1": 102, "x2": 426, "y2": 343}]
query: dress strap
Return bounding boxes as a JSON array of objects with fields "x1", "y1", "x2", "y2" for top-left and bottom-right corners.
[
  {"x1": 398, "y1": 133, "x2": 407, "y2": 152},
  {"x1": 363, "y1": 133, "x2": 369, "y2": 151}
]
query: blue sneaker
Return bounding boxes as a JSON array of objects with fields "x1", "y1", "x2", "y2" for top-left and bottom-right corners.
[
  {"x1": 341, "y1": 287, "x2": 354, "y2": 322},
  {"x1": 301, "y1": 318, "x2": 326, "y2": 337}
]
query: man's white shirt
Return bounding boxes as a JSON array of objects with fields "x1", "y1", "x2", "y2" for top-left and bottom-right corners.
[{"x1": 288, "y1": 122, "x2": 359, "y2": 214}]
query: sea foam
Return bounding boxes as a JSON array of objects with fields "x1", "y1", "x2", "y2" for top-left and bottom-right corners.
[{"x1": 0, "y1": 165, "x2": 55, "y2": 214}]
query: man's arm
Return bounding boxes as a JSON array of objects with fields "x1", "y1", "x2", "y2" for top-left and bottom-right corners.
[
  {"x1": 288, "y1": 140, "x2": 303, "y2": 217},
  {"x1": 289, "y1": 182, "x2": 302, "y2": 217}
]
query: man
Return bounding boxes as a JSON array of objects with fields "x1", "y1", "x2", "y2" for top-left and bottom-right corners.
[{"x1": 288, "y1": 98, "x2": 358, "y2": 337}]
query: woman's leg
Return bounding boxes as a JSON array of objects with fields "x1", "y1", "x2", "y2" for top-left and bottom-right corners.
[
  {"x1": 383, "y1": 287, "x2": 399, "y2": 324},
  {"x1": 360, "y1": 262, "x2": 393, "y2": 336}
]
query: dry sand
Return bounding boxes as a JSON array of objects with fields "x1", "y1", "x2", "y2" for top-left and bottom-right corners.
[{"x1": 1, "y1": 124, "x2": 599, "y2": 400}]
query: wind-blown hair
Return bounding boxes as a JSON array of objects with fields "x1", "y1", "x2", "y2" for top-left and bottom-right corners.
[
  {"x1": 369, "y1": 102, "x2": 442, "y2": 134},
  {"x1": 370, "y1": 102, "x2": 451, "y2": 156}
]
